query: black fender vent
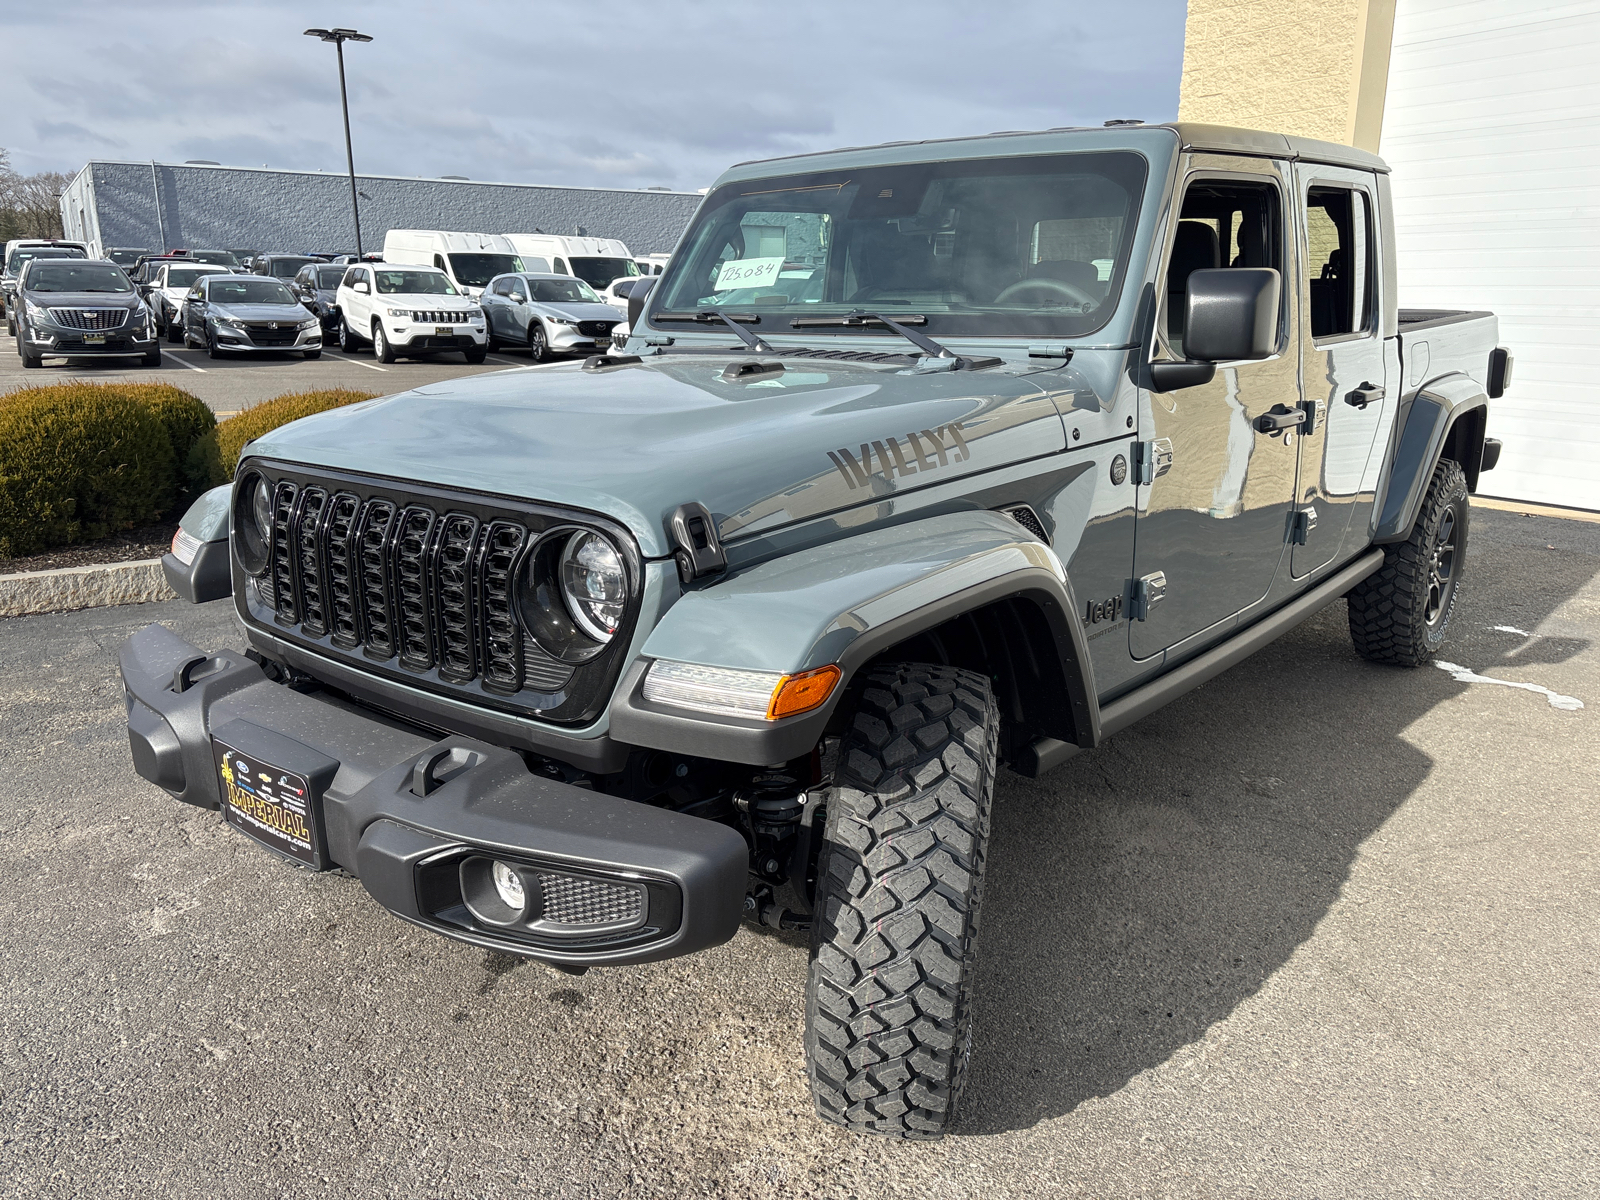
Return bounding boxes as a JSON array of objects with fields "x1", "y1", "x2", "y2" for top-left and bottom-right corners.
[{"x1": 1000, "y1": 504, "x2": 1050, "y2": 545}]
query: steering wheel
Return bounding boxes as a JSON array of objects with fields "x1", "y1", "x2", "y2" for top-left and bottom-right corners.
[{"x1": 993, "y1": 275, "x2": 1099, "y2": 310}]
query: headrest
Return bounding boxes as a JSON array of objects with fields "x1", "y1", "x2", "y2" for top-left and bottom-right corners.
[
  {"x1": 1170, "y1": 221, "x2": 1220, "y2": 289},
  {"x1": 1234, "y1": 219, "x2": 1267, "y2": 268}
]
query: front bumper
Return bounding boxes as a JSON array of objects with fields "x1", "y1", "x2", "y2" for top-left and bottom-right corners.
[
  {"x1": 23, "y1": 320, "x2": 155, "y2": 356},
  {"x1": 548, "y1": 325, "x2": 613, "y2": 352},
  {"x1": 212, "y1": 325, "x2": 322, "y2": 352},
  {"x1": 119, "y1": 622, "x2": 748, "y2": 967},
  {"x1": 385, "y1": 322, "x2": 486, "y2": 350}
]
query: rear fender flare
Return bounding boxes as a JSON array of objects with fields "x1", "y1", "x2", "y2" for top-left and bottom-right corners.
[
  {"x1": 608, "y1": 510, "x2": 1100, "y2": 766},
  {"x1": 1373, "y1": 372, "x2": 1488, "y2": 545}
]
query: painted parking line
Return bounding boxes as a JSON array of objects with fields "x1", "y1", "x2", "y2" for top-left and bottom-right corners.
[
  {"x1": 160, "y1": 350, "x2": 207, "y2": 373},
  {"x1": 485, "y1": 355, "x2": 523, "y2": 366},
  {"x1": 323, "y1": 351, "x2": 389, "y2": 372}
]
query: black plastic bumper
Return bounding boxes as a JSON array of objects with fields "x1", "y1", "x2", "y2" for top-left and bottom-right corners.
[{"x1": 118, "y1": 622, "x2": 749, "y2": 967}]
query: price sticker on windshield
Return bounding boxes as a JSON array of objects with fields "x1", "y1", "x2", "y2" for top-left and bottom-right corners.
[{"x1": 712, "y1": 256, "x2": 784, "y2": 292}]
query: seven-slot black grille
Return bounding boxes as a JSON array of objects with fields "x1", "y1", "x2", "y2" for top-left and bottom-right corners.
[{"x1": 253, "y1": 476, "x2": 588, "y2": 700}]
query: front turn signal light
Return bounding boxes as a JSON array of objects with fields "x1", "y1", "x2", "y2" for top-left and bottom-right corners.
[{"x1": 767, "y1": 665, "x2": 842, "y2": 721}]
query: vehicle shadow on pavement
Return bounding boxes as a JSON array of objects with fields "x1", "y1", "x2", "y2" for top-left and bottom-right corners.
[{"x1": 956, "y1": 510, "x2": 1597, "y2": 1136}]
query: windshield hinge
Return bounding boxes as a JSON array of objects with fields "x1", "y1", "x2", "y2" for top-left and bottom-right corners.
[
  {"x1": 1027, "y1": 343, "x2": 1073, "y2": 360},
  {"x1": 667, "y1": 502, "x2": 727, "y2": 585}
]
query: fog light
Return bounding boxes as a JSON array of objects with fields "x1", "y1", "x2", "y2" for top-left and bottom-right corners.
[{"x1": 492, "y1": 860, "x2": 525, "y2": 911}]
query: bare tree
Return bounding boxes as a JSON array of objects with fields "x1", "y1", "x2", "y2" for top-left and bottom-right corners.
[{"x1": 6, "y1": 170, "x2": 71, "y2": 239}]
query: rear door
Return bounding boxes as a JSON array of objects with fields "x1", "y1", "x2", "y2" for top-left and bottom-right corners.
[
  {"x1": 1131, "y1": 156, "x2": 1303, "y2": 660},
  {"x1": 1289, "y1": 165, "x2": 1390, "y2": 577}
]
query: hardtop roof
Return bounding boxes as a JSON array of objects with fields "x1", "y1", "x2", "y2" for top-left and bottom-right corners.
[{"x1": 726, "y1": 121, "x2": 1387, "y2": 176}]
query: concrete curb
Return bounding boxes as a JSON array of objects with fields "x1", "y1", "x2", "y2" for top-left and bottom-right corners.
[{"x1": 0, "y1": 559, "x2": 176, "y2": 618}]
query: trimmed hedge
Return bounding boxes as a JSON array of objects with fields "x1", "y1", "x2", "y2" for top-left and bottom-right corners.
[
  {"x1": 185, "y1": 389, "x2": 376, "y2": 491},
  {"x1": 113, "y1": 384, "x2": 216, "y2": 510},
  {"x1": 0, "y1": 384, "x2": 180, "y2": 557}
]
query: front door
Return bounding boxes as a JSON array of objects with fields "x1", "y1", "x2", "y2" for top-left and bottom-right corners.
[
  {"x1": 1289, "y1": 164, "x2": 1391, "y2": 577},
  {"x1": 1131, "y1": 156, "x2": 1303, "y2": 659}
]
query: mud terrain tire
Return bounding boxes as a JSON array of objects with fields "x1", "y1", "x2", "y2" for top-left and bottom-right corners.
[
  {"x1": 805, "y1": 663, "x2": 999, "y2": 1139},
  {"x1": 1348, "y1": 458, "x2": 1469, "y2": 666}
]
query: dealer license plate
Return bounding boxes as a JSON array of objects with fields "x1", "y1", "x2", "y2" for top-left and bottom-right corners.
[
  {"x1": 214, "y1": 738, "x2": 324, "y2": 868},
  {"x1": 84, "y1": 334, "x2": 106, "y2": 344},
  {"x1": 434, "y1": 325, "x2": 454, "y2": 335}
]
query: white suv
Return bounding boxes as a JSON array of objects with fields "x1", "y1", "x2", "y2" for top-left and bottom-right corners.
[
  {"x1": 334, "y1": 263, "x2": 488, "y2": 364},
  {"x1": 150, "y1": 262, "x2": 229, "y2": 342}
]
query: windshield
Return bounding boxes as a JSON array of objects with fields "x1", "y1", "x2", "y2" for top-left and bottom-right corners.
[
  {"x1": 568, "y1": 256, "x2": 638, "y2": 290},
  {"x1": 267, "y1": 257, "x2": 313, "y2": 277},
  {"x1": 529, "y1": 278, "x2": 602, "y2": 304},
  {"x1": 208, "y1": 278, "x2": 298, "y2": 305},
  {"x1": 106, "y1": 249, "x2": 147, "y2": 266},
  {"x1": 167, "y1": 267, "x2": 220, "y2": 288},
  {"x1": 191, "y1": 250, "x2": 240, "y2": 267},
  {"x1": 29, "y1": 263, "x2": 133, "y2": 293},
  {"x1": 375, "y1": 270, "x2": 458, "y2": 295},
  {"x1": 315, "y1": 267, "x2": 346, "y2": 288},
  {"x1": 447, "y1": 253, "x2": 523, "y2": 288},
  {"x1": 653, "y1": 151, "x2": 1146, "y2": 338},
  {"x1": 7, "y1": 247, "x2": 86, "y2": 275}
]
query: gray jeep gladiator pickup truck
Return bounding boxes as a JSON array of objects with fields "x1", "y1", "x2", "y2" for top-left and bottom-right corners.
[{"x1": 123, "y1": 122, "x2": 1510, "y2": 1139}]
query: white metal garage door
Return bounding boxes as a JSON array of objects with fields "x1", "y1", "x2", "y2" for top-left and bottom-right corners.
[{"x1": 1380, "y1": 0, "x2": 1600, "y2": 511}]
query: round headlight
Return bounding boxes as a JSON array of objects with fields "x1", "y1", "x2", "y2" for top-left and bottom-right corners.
[
  {"x1": 560, "y1": 532, "x2": 626, "y2": 642},
  {"x1": 234, "y1": 472, "x2": 274, "y2": 574}
]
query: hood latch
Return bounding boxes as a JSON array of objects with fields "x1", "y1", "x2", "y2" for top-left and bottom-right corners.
[{"x1": 667, "y1": 502, "x2": 727, "y2": 585}]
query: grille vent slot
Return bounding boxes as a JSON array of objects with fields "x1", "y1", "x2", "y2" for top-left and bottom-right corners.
[{"x1": 269, "y1": 481, "x2": 300, "y2": 624}]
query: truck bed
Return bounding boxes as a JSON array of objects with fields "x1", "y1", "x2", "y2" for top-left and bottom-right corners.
[{"x1": 1397, "y1": 308, "x2": 1499, "y2": 396}]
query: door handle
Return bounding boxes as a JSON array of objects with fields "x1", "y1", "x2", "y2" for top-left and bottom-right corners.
[
  {"x1": 1254, "y1": 405, "x2": 1307, "y2": 433},
  {"x1": 1345, "y1": 382, "x2": 1385, "y2": 409}
]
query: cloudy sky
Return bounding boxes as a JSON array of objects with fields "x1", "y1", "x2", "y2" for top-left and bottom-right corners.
[{"x1": 6, "y1": 0, "x2": 1186, "y2": 191}]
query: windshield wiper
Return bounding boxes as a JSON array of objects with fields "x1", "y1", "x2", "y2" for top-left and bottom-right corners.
[
  {"x1": 788, "y1": 311, "x2": 957, "y2": 359},
  {"x1": 653, "y1": 308, "x2": 773, "y2": 352}
]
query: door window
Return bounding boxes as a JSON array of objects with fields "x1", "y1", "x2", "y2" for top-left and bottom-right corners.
[
  {"x1": 491, "y1": 278, "x2": 514, "y2": 297},
  {"x1": 1162, "y1": 180, "x2": 1283, "y2": 358},
  {"x1": 1306, "y1": 187, "x2": 1374, "y2": 339}
]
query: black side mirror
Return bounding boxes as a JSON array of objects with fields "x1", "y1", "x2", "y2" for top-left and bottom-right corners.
[
  {"x1": 627, "y1": 276, "x2": 657, "y2": 329},
  {"x1": 1150, "y1": 267, "x2": 1280, "y2": 393}
]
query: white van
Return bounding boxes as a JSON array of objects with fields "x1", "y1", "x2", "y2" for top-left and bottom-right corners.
[
  {"x1": 635, "y1": 253, "x2": 671, "y2": 276},
  {"x1": 380, "y1": 230, "x2": 526, "y2": 298},
  {"x1": 503, "y1": 234, "x2": 639, "y2": 293}
]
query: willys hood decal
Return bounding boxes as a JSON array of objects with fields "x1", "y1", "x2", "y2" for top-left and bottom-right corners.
[{"x1": 246, "y1": 356, "x2": 1070, "y2": 557}]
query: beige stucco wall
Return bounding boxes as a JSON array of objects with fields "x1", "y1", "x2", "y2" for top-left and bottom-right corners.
[{"x1": 1178, "y1": 0, "x2": 1397, "y2": 149}]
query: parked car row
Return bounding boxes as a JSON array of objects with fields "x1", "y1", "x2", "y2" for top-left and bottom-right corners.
[{"x1": 4, "y1": 225, "x2": 670, "y2": 369}]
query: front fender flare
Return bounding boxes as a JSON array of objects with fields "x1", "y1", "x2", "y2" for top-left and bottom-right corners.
[
  {"x1": 608, "y1": 510, "x2": 1099, "y2": 766},
  {"x1": 1373, "y1": 373, "x2": 1488, "y2": 545}
]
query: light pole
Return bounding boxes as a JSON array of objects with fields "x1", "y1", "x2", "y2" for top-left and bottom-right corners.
[{"x1": 304, "y1": 27, "x2": 373, "y2": 257}]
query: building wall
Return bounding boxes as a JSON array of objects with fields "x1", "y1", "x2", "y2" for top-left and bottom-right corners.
[
  {"x1": 1179, "y1": 0, "x2": 1397, "y2": 150},
  {"x1": 59, "y1": 162, "x2": 702, "y2": 259},
  {"x1": 1381, "y1": 0, "x2": 1600, "y2": 510}
]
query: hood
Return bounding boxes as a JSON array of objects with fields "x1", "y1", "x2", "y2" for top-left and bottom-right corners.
[
  {"x1": 533, "y1": 301, "x2": 620, "y2": 322},
  {"x1": 247, "y1": 354, "x2": 1070, "y2": 557},
  {"x1": 27, "y1": 289, "x2": 140, "y2": 309},
  {"x1": 378, "y1": 292, "x2": 479, "y2": 308},
  {"x1": 215, "y1": 302, "x2": 312, "y2": 322}
]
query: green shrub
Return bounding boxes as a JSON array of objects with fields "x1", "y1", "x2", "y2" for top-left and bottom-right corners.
[
  {"x1": 0, "y1": 384, "x2": 177, "y2": 557},
  {"x1": 119, "y1": 384, "x2": 216, "y2": 509},
  {"x1": 186, "y1": 389, "x2": 377, "y2": 490}
]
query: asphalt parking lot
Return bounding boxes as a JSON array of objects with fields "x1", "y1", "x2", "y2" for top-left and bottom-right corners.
[
  {"x1": 1, "y1": 506, "x2": 1596, "y2": 1199},
  {"x1": 0, "y1": 329, "x2": 540, "y2": 411}
]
